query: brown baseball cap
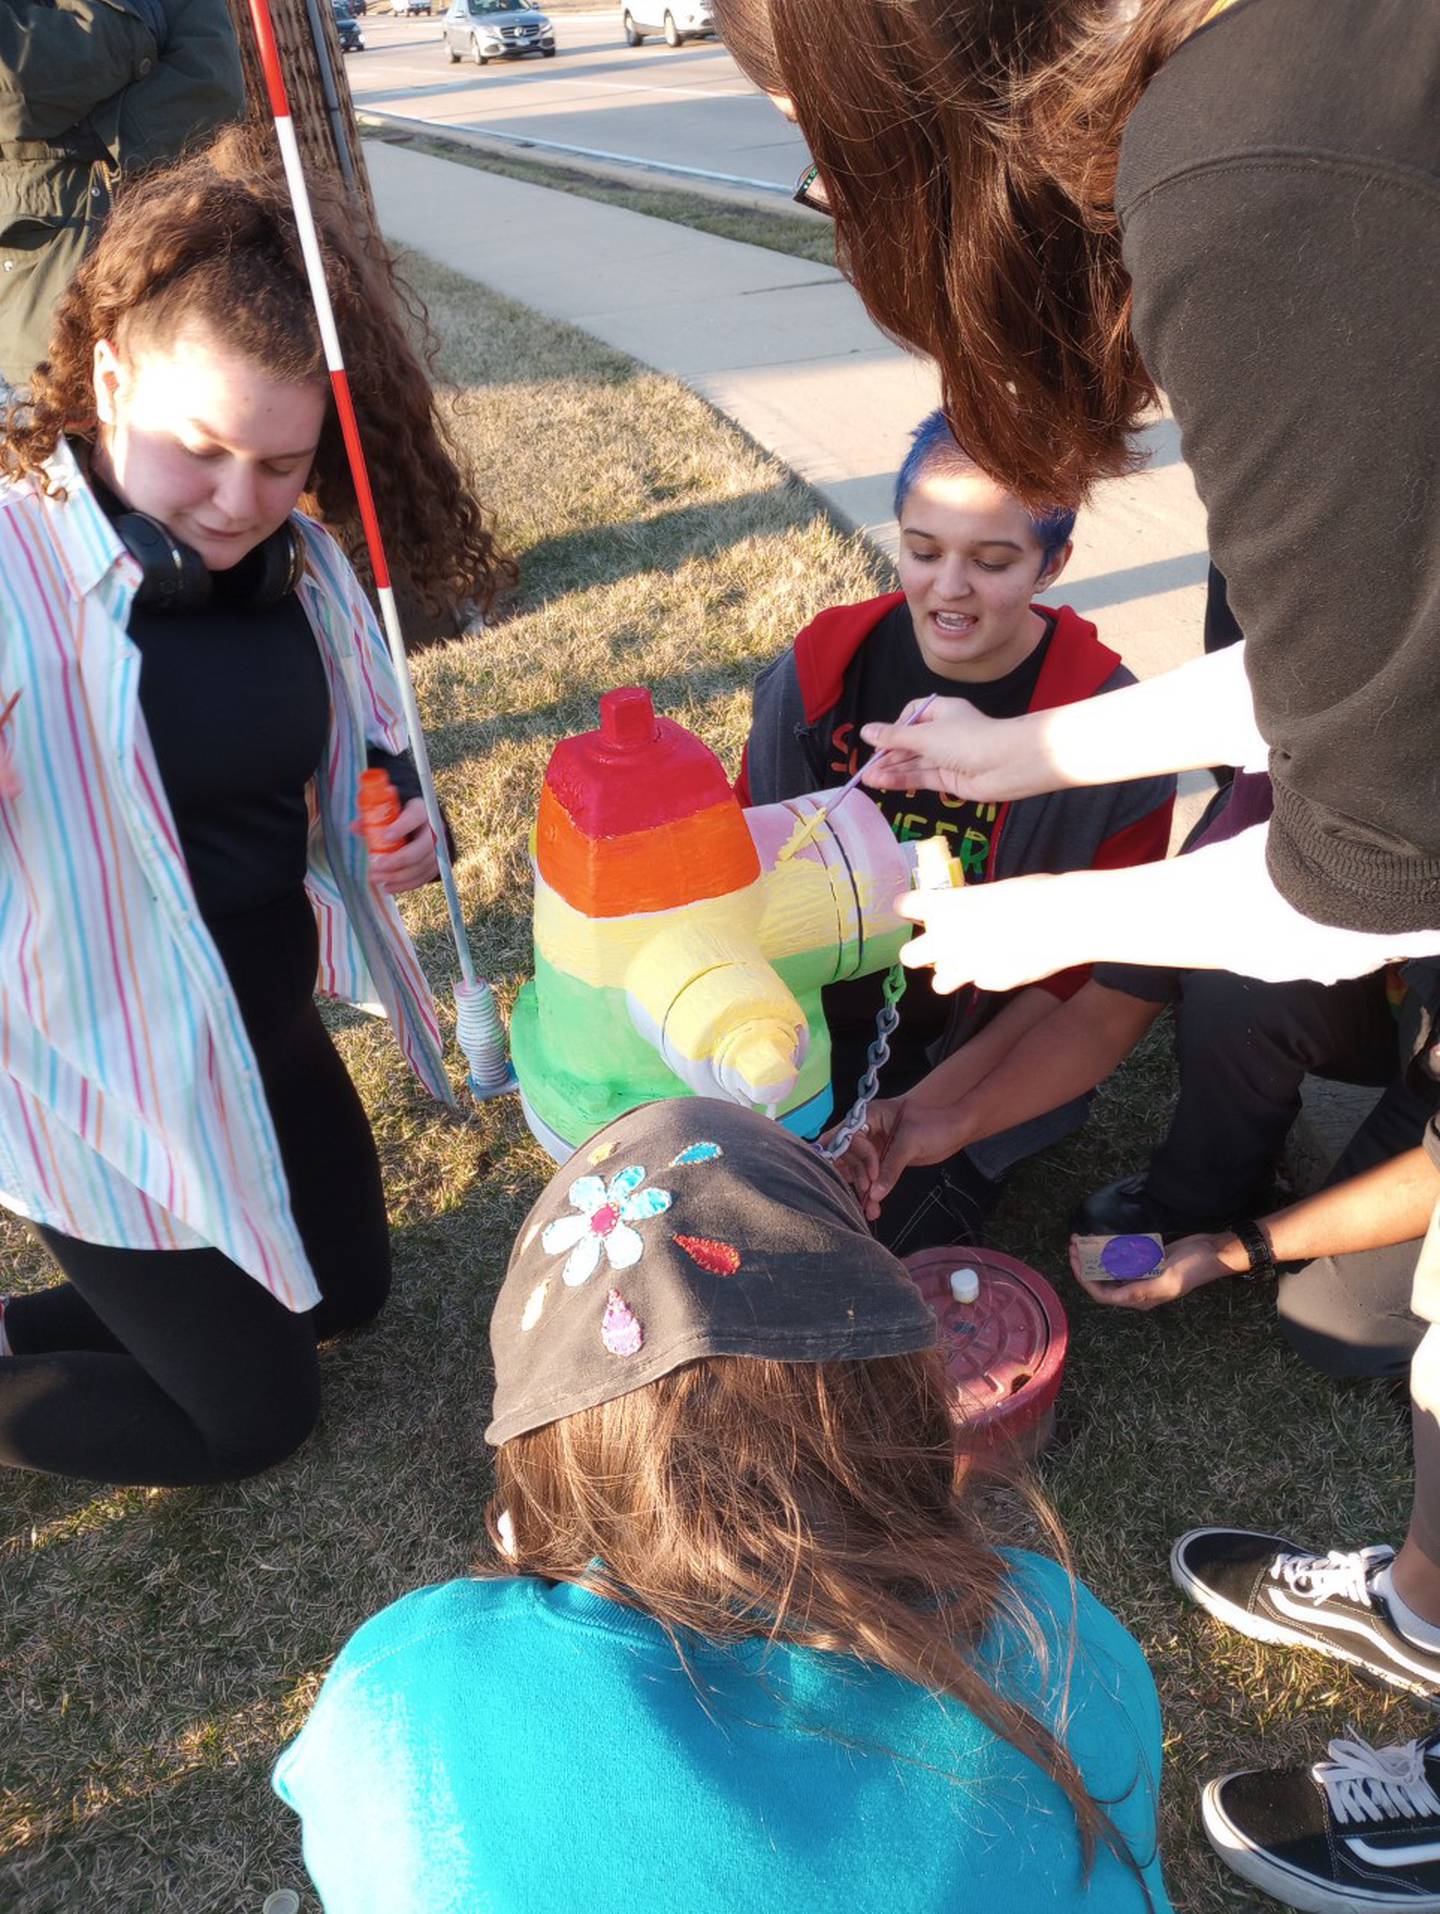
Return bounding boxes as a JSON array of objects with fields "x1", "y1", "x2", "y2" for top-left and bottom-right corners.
[{"x1": 486, "y1": 1099, "x2": 939, "y2": 1445}]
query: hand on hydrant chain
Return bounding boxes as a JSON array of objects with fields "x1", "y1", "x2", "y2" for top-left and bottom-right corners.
[
  {"x1": 1068, "y1": 1230, "x2": 1244, "y2": 1311},
  {"x1": 352, "y1": 796, "x2": 439, "y2": 894},
  {"x1": 822, "y1": 1101, "x2": 902, "y2": 1221},
  {"x1": 822, "y1": 1097, "x2": 968, "y2": 1223}
]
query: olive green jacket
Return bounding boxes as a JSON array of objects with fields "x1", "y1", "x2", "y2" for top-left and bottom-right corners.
[{"x1": 0, "y1": 0, "x2": 244, "y2": 385}]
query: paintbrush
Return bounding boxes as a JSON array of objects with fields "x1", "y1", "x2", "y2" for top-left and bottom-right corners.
[{"x1": 776, "y1": 693, "x2": 937, "y2": 862}]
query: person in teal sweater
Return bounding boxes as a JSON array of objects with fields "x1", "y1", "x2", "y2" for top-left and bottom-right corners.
[{"x1": 275, "y1": 1099, "x2": 1172, "y2": 1913}]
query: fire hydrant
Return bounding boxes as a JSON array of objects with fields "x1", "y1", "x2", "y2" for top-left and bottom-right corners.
[{"x1": 510, "y1": 686, "x2": 918, "y2": 1159}]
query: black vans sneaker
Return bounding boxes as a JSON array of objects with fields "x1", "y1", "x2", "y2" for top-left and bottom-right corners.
[
  {"x1": 1203, "y1": 1729, "x2": 1440, "y2": 1911},
  {"x1": 1171, "y1": 1528, "x2": 1440, "y2": 1699}
]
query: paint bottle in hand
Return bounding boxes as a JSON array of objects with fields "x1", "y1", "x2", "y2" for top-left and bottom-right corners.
[{"x1": 357, "y1": 767, "x2": 401, "y2": 853}]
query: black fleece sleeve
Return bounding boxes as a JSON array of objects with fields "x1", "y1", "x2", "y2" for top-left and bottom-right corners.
[{"x1": 739, "y1": 650, "x2": 820, "y2": 807}]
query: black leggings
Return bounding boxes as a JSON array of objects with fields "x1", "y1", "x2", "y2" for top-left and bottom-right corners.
[{"x1": 0, "y1": 892, "x2": 389, "y2": 1485}]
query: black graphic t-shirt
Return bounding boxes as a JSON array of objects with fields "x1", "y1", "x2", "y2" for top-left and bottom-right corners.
[
  {"x1": 833, "y1": 601, "x2": 1053, "y2": 880},
  {"x1": 821, "y1": 602, "x2": 1054, "y2": 1101}
]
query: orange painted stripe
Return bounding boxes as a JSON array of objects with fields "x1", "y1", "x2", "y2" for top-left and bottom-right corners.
[{"x1": 537, "y1": 787, "x2": 759, "y2": 916}]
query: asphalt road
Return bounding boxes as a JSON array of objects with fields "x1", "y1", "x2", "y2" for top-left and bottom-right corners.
[{"x1": 344, "y1": 7, "x2": 810, "y2": 192}]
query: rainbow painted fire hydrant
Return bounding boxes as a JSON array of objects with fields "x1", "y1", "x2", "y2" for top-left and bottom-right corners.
[{"x1": 509, "y1": 686, "x2": 918, "y2": 1159}]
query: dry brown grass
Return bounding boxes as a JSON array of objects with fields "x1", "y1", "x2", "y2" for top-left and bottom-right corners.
[{"x1": 0, "y1": 254, "x2": 1422, "y2": 1912}]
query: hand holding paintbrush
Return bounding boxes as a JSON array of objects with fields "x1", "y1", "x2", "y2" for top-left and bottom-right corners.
[{"x1": 776, "y1": 693, "x2": 937, "y2": 862}]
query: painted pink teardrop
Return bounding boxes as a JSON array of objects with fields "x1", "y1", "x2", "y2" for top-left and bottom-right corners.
[
  {"x1": 673, "y1": 1234, "x2": 741, "y2": 1277},
  {"x1": 601, "y1": 1288, "x2": 644, "y2": 1357}
]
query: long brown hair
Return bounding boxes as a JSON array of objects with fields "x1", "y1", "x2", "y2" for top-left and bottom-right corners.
[
  {"x1": 1, "y1": 126, "x2": 511, "y2": 616},
  {"x1": 491, "y1": 1349, "x2": 1154, "y2": 1895},
  {"x1": 714, "y1": 0, "x2": 1212, "y2": 509}
]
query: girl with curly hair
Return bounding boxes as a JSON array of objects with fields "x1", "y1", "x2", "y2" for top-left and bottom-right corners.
[{"x1": 0, "y1": 126, "x2": 506, "y2": 1486}]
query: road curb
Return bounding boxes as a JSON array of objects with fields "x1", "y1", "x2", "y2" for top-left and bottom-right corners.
[{"x1": 355, "y1": 108, "x2": 817, "y2": 217}]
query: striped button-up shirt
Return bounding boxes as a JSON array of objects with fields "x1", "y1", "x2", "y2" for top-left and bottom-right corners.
[{"x1": 0, "y1": 446, "x2": 451, "y2": 1311}]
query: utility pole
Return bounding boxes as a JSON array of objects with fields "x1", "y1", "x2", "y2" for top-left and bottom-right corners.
[{"x1": 226, "y1": 0, "x2": 378, "y2": 236}]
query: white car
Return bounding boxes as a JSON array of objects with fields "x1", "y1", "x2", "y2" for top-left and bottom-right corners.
[
  {"x1": 621, "y1": 1, "x2": 713, "y2": 47},
  {"x1": 392, "y1": 0, "x2": 431, "y2": 17}
]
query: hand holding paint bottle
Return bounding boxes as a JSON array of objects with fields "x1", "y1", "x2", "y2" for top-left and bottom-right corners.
[
  {"x1": 354, "y1": 768, "x2": 440, "y2": 895},
  {"x1": 1068, "y1": 1229, "x2": 1241, "y2": 1311}
]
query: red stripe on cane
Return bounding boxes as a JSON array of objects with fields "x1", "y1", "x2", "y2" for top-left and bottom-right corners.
[
  {"x1": 245, "y1": 0, "x2": 293, "y2": 117},
  {"x1": 329, "y1": 369, "x2": 392, "y2": 591}
]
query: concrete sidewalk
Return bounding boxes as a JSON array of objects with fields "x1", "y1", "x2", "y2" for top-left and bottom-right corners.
[{"x1": 366, "y1": 138, "x2": 1212, "y2": 690}]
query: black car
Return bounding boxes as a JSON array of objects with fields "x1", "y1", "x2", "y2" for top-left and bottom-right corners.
[{"x1": 332, "y1": 2, "x2": 364, "y2": 49}]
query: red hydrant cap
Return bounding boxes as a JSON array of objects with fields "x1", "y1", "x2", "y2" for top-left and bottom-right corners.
[{"x1": 599, "y1": 687, "x2": 659, "y2": 749}]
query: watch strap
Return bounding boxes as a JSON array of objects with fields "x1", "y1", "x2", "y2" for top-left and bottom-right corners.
[{"x1": 1231, "y1": 1218, "x2": 1276, "y2": 1282}]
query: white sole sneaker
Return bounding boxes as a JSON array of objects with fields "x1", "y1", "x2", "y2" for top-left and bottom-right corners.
[
  {"x1": 1170, "y1": 1530, "x2": 1440, "y2": 1701},
  {"x1": 1202, "y1": 1777, "x2": 1440, "y2": 1913}
]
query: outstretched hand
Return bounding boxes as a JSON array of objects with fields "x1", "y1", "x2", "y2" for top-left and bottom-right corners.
[
  {"x1": 822, "y1": 1096, "x2": 968, "y2": 1222},
  {"x1": 822, "y1": 1098, "x2": 906, "y2": 1220},
  {"x1": 896, "y1": 871, "x2": 1077, "y2": 995}
]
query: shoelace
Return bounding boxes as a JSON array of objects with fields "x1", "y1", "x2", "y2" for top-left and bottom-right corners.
[
  {"x1": 1268, "y1": 1544, "x2": 1392, "y2": 1607},
  {"x1": 1315, "y1": 1734, "x2": 1440, "y2": 1826}
]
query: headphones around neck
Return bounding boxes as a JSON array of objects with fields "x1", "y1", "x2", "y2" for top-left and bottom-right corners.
[{"x1": 114, "y1": 510, "x2": 305, "y2": 615}]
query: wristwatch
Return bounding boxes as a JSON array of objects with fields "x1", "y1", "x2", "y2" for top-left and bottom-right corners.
[{"x1": 1230, "y1": 1218, "x2": 1277, "y2": 1283}]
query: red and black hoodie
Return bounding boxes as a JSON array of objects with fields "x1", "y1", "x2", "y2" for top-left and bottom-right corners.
[{"x1": 736, "y1": 591, "x2": 1176, "y2": 1178}]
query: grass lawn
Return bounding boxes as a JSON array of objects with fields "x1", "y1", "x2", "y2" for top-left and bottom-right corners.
[{"x1": 0, "y1": 253, "x2": 1422, "y2": 1912}]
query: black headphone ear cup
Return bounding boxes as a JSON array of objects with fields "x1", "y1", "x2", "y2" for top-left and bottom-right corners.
[
  {"x1": 114, "y1": 512, "x2": 212, "y2": 612},
  {"x1": 212, "y1": 522, "x2": 304, "y2": 612}
]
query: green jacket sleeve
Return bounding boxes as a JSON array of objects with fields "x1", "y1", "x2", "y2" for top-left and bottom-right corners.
[
  {"x1": 109, "y1": 0, "x2": 243, "y2": 167},
  {"x1": 0, "y1": 0, "x2": 158, "y2": 144}
]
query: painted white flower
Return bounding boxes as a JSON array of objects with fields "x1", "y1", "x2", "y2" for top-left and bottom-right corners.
[{"x1": 540, "y1": 1164, "x2": 672, "y2": 1287}]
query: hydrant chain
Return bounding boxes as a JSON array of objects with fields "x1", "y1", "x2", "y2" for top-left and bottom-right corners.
[{"x1": 816, "y1": 962, "x2": 907, "y2": 1162}]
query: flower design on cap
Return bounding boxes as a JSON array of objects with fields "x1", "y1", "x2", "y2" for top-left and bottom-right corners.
[{"x1": 541, "y1": 1165, "x2": 673, "y2": 1287}]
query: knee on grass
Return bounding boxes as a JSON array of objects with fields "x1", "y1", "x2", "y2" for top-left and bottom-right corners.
[{"x1": 200, "y1": 1380, "x2": 322, "y2": 1480}]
